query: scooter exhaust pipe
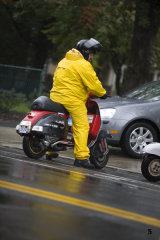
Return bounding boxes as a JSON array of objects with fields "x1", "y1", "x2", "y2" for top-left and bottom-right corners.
[{"x1": 51, "y1": 141, "x2": 70, "y2": 151}]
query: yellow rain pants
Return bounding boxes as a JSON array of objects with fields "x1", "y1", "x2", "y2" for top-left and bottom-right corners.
[
  {"x1": 49, "y1": 48, "x2": 106, "y2": 160},
  {"x1": 63, "y1": 102, "x2": 90, "y2": 159}
]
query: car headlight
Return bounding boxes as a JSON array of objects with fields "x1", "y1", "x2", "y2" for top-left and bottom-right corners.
[{"x1": 100, "y1": 108, "x2": 116, "y2": 119}]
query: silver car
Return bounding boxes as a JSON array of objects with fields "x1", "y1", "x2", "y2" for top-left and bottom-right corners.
[{"x1": 98, "y1": 80, "x2": 160, "y2": 158}]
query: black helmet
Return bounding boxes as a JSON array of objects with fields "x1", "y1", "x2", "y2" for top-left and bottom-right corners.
[{"x1": 76, "y1": 38, "x2": 102, "y2": 60}]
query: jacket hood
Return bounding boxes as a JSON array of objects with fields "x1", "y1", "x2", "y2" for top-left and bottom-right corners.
[{"x1": 65, "y1": 48, "x2": 84, "y2": 61}]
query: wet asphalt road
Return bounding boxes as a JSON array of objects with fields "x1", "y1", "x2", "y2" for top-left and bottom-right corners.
[{"x1": 0, "y1": 145, "x2": 160, "y2": 240}]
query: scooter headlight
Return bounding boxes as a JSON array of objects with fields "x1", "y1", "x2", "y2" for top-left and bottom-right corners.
[{"x1": 100, "y1": 108, "x2": 116, "y2": 119}]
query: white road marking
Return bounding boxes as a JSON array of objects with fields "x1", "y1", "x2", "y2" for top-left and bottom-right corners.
[
  {"x1": 0, "y1": 153, "x2": 159, "y2": 193},
  {"x1": 0, "y1": 147, "x2": 140, "y2": 173}
]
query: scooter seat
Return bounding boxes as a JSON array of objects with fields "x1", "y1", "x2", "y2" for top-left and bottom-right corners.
[{"x1": 31, "y1": 96, "x2": 68, "y2": 114}]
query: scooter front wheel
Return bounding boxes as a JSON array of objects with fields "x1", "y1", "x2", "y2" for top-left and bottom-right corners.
[
  {"x1": 141, "y1": 154, "x2": 160, "y2": 182},
  {"x1": 90, "y1": 140, "x2": 109, "y2": 169},
  {"x1": 23, "y1": 135, "x2": 46, "y2": 159}
]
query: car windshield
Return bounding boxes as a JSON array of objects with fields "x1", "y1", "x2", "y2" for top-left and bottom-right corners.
[{"x1": 122, "y1": 80, "x2": 160, "y2": 100}]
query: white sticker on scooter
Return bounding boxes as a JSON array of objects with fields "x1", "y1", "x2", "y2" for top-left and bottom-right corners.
[
  {"x1": 87, "y1": 115, "x2": 94, "y2": 123},
  {"x1": 68, "y1": 116, "x2": 72, "y2": 126},
  {"x1": 32, "y1": 125, "x2": 43, "y2": 132},
  {"x1": 67, "y1": 115, "x2": 93, "y2": 126}
]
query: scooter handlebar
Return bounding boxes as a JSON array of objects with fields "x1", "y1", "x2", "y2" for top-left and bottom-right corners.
[
  {"x1": 99, "y1": 93, "x2": 111, "y2": 99},
  {"x1": 88, "y1": 92, "x2": 111, "y2": 99}
]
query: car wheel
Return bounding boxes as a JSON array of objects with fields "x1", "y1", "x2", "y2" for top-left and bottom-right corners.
[{"x1": 122, "y1": 122, "x2": 158, "y2": 158}]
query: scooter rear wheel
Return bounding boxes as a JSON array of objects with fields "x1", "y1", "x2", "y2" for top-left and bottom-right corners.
[
  {"x1": 23, "y1": 135, "x2": 45, "y2": 159},
  {"x1": 90, "y1": 140, "x2": 109, "y2": 169},
  {"x1": 141, "y1": 154, "x2": 160, "y2": 182}
]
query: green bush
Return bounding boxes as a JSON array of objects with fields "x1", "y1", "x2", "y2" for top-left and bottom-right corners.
[
  {"x1": 11, "y1": 102, "x2": 30, "y2": 113},
  {"x1": 0, "y1": 88, "x2": 27, "y2": 112},
  {"x1": 0, "y1": 88, "x2": 50, "y2": 113}
]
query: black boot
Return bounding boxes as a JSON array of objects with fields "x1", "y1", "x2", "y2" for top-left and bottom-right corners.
[
  {"x1": 46, "y1": 152, "x2": 59, "y2": 160},
  {"x1": 74, "y1": 159, "x2": 95, "y2": 169}
]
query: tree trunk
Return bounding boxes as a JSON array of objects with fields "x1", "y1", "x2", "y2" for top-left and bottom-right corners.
[
  {"x1": 122, "y1": 0, "x2": 160, "y2": 93},
  {"x1": 115, "y1": 65, "x2": 122, "y2": 95},
  {"x1": 111, "y1": 53, "x2": 122, "y2": 95},
  {"x1": 33, "y1": 33, "x2": 53, "y2": 69}
]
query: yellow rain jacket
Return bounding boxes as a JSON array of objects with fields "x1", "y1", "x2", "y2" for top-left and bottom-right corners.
[
  {"x1": 50, "y1": 48, "x2": 106, "y2": 160},
  {"x1": 50, "y1": 48, "x2": 106, "y2": 104}
]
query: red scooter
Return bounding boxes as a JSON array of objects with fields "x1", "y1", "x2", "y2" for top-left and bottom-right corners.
[{"x1": 16, "y1": 95, "x2": 110, "y2": 169}]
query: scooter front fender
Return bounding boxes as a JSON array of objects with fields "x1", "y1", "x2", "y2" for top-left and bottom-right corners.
[{"x1": 143, "y1": 142, "x2": 160, "y2": 156}]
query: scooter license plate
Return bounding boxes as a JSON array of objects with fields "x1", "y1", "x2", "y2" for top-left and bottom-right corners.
[{"x1": 18, "y1": 121, "x2": 31, "y2": 133}]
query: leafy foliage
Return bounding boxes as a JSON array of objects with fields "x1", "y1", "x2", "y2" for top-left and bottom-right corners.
[
  {"x1": 0, "y1": 89, "x2": 26, "y2": 111},
  {"x1": 42, "y1": 0, "x2": 102, "y2": 60},
  {"x1": 0, "y1": 0, "x2": 160, "y2": 94},
  {"x1": 122, "y1": 0, "x2": 160, "y2": 93},
  {"x1": 0, "y1": 88, "x2": 39, "y2": 112},
  {"x1": 151, "y1": 29, "x2": 160, "y2": 72},
  {"x1": 42, "y1": 0, "x2": 135, "y2": 93},
  {"x1": 0, "y1": 0, "x2": 54, "y2": 67}
]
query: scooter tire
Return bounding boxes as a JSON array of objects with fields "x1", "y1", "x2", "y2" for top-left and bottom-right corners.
[
  {"x1": 23, "y1": 135, "x2": 45, "y2": 159},
  {"x1": 141, "y1": 154, "x2": 160, "y2": 182},
  {"x1": 90, "y1": 141, "x2": 109, "y2": 169}
]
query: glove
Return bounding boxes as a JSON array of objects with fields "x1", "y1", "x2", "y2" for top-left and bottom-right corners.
[{"x1": 100, "y1": 93, "x2": 110, "y2": 99}]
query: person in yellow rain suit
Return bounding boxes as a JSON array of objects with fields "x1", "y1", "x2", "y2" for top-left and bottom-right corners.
[{"x1": 47, "y1": 38, "x2": 108, "y2": 169}]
